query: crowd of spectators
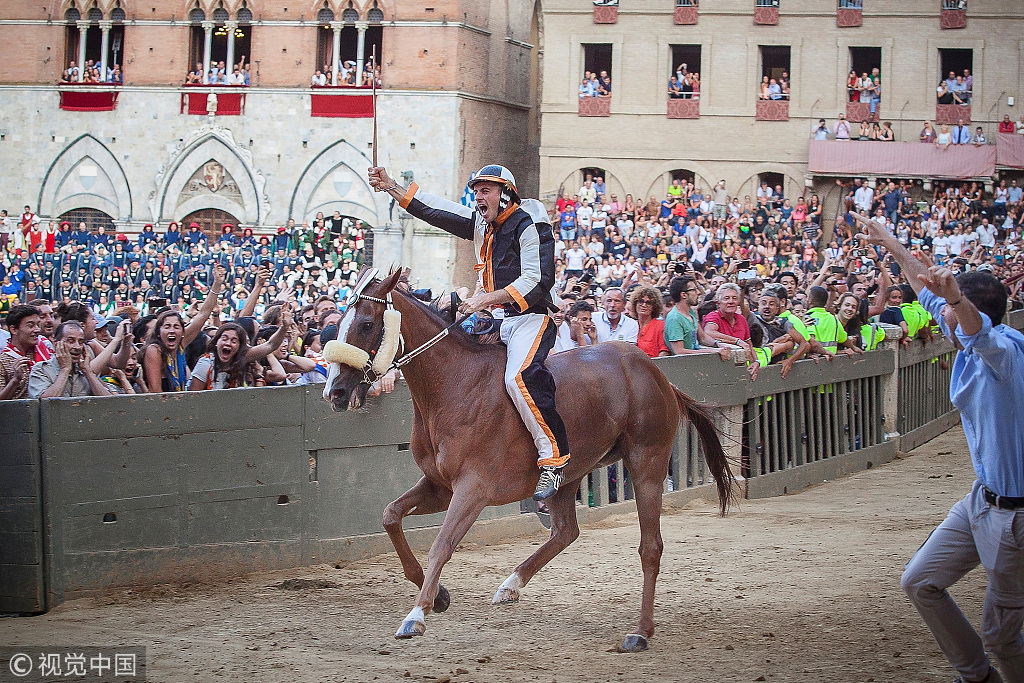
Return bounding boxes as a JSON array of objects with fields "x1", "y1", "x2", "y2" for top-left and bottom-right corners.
[
  {"x1": 757, "y1": 71, "x2": 790, "y2": 101},
  {"x1": 935, "y1": 69, "x2": 972, "y2": 105},
  {"x1": 578, "y1": 70, "x2": 611, "y2": 98},
  {"x1": 0, "y1": 209, "x2": 372, "y2": 398},
  {"x1": 543, "y1": 171, "x2": 1024, "y2": 381},
  {"x1": 60, "y1": 60, "x2": 123, "y2": 84},
  {"x1": 185, "y1": 56, "x2": 251, "y2": 85},
  {"x1": 3, "y1": 166, "x2": 1024, "y2": 402},
  {"x1": 668, "y1": 63, "x2": 700, "y2": 100},
  {"x1": 311, "y1": 61, "x2": 381, "y2": 87}
]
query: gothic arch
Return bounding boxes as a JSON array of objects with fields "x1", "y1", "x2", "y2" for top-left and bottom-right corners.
[
  {"x1": 551, "y1": 157, "x2": 630, "y2": 203},
  {"x1": 289, "y1": 139, "x2": 387, "y2": 227},
  {"x1": 736, "y1": 164, "x2": 806, "y2": 202},
  {"x1": 638, "y1": 159, "x2": 717, "y2": 201},
  {"x1": 39, "y1": 134, "x2": 133, "y2": 221},
  {"x1": 152, "y1": 128, "x2": 267, "y2": 225}
]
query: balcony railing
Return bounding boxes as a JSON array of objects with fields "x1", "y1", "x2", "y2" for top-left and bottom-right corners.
[
  {"x1": 756, "y1": 98, "x2": 789, "y2": 121},
  {"x1": 667, "y1": 96, "x2": 699, "y2": 119},
  {"x1": 179, "y1": 85, "x2": 248, "y2": 116},
  {"x1": 578, "y1": 96, "x2": 611, "y2": 117},
  {"x1": 754, "y1": 0, "x2": 780, "y2": 25},
  {"x1": 846, "y1": 101, "x2": 879, "y2": 123},
  {"x1": 57, "y1": 84, "x2": 120, "y2": 112},
  {"x1": 935, "y1": 103, "x2": 971, "y2": 125},
  {"x1": 940, "y1": 0, "x2": 966, "y2": 28},
  {"x1": 836, "y1": 0, "x2": 862, "y2": 27},
  {"x1": 674, "y1": 0, "x2": 698, "y2": 24},
  {"x1": 310, "y1": 90, "x2": 374, "y2": 118},
  {"x1": 593, "y1": 2, "x2": 618, "y2": 23}
]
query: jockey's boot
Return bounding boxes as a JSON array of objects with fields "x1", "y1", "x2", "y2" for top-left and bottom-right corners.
[{"x1": 533, "y1": 465, "x2": 565, "y2": 501}]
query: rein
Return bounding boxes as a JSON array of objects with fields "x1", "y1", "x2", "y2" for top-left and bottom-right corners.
[{"x1": 330, "y1": 285, "x2": 473, "y2": 386}]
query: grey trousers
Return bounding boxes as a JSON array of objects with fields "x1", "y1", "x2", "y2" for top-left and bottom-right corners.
[{"x1": 902, "y1": 480, "x2": 1024, "y2": 683}]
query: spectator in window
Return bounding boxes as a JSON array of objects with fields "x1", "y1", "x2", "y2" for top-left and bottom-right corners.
[
  {"x1": 0, "y1": 305, "x2": 46, "y2": 400},
  {"x1": 834, "y1": 113, "x2": 851, "y2": 140},
  {"x1": 597, "y1": 71, "x2": 611, "y2": 97},
  {"x1": 998, "y1": 114, "x2": 1015, "y2": 134},
  {"x1": 767, "y1": 78, "x2": 783, "y2": 100},
  {"x1": 935, "y1": 124, "x2": 953, "y2": 150},
  {"x1": 109, "y1": 64, "x2": 122, "y2": 84},
  {"x1": 28, "y1": 321, "x2": 112, "y2": 398},
  {"x1": 627, "y1": 285, "x2": 669, "y2": 358},
  {"x1": 311, "y1": 70, "x2": 327, "y2": 87},
  {"x1": 227, "y1": 65, "x2": 245, "y2": 85},
  {"x1": 667, "y1": 76, "x2": 682, "y2": 99},
  {"x1": 758, "y1": 75, "x2": 770, "y2": 100},
  {"x1": 950, "y1": 75, "x2": 969, "y2": 104},
  {"x1": 856, "y1": 72, "x2": 872, "y2": 105},
  {"x1": 951, "y1": 118, "x2": 971, "y2": 145},
  {"x1": 846, "y1": 69, "x2": 859, "y2": 102},
  {"x1": 920, "y1": 121, "x2": 937, "y2": 143},
  {"x1": 936, "y1": 81, "x2": 954, "y2": 105}
]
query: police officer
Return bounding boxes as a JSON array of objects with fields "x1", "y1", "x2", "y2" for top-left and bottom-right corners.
[{"x1": 368, "y1": 164, "x2": 570, "y2": 500}]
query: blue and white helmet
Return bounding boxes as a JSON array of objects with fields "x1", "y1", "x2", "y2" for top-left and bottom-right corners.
[{"x1": 468, "y1": 164, "x2": 517, "y2": 193}]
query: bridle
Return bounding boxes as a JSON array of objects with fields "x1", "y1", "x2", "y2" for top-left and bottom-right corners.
[{"x1": 340, "y1": 280, "x2": 473, "y2": 386}]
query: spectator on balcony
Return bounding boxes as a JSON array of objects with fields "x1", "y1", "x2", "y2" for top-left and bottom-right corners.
[
  {"x1": 811, "y1": 118, "x2": 830, "y2": 140},
  {"x1": 951, "y1": 119, "x2": 971, "y2": 145},
  {"x1": 950, "y1": 76, "x2": 969, "y2": 105},
  {"x1": 936, "y1": 81, "x2": 954, "y2": 105},
  {"x1": 834, "y1": 113, "x2": 852, "y2": 140},
  {"x1": 856, "y1": 72, "x2": 872, "y2": 105},
  {"x1": 962, "y1": 68, "x2": 972, "y2": 102},
  {"x1": 998, "y1": 114, "x2": 1015, "y2": 134},
  {"x1": 935, "y1": 124, "x2": 953, "y2": 151},
  {"x1": 311, "y1": 70, "x2": 327, "y2": 87},
  {"x1": 597, "y1": 71, "x2": 611, "y2": 98},
  {"x1": 667, "y1": 76, "x2": 682, "y2": 99},
  {"x1": 879, "y1": 121, "x2": 895, "y2": 141},
  {"x1": 768, "y1": 77, "x2": 784, "y2": 99},
  {"x1": 846, "y1": 70, "x2": 859, "y2": 102},
  {"x1": 109, "y1": 65, "x2": 122, "y2": 84},
  {"x1": 758, "y1": 76, "x2": 771, "y2": 100},
  {"x1": 857, "y1": 120, "x2": 871, "y2": 141},
  {"x1": 226, "y1": 65, "x2": 246, "y2": 86},
  {"x1": 920, "y1": 121, "x2": 937, "y2": 143}
]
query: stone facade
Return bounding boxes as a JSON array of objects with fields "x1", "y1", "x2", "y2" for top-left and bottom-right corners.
[
  {"x1": 540, "y1": 0, "x2": 1024, "y2": 216},
  {"x1": 0, "y1": 0, "x2": 541, "y2": 293}
]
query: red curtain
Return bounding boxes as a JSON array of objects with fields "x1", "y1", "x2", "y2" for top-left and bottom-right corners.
[
  {"x1": 180, "y1": 91, "x2": 246, "y2": 116},
  {"x1": 310, "y1": 94, "x2": 374, "y2": 118},
  {"x1": 59, "y1": 91, "x2": 119, "y2": 112}
]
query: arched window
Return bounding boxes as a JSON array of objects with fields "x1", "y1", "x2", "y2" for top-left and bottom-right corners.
[
  {"x1": 368, "y1": 6, "x2": 384, "y2": 23},
  {"x1": 316, "y1": 8, "x2": 336, "y2": 77},
  {"x1": 87, "y1": 7, "x2": 103, "y2": 21},
  {"x1": 317, "y1": 8, "x2": 335, "y2": 23},
  {"x1": 65, "y1": 7, "x2": 81, "y2": 21},
  {"x1": 342, "y1": 7, "x2": 359, "y2": 22},
  {"x1": 189, "y1": 7, "x2": 205, "y2": 22},
  {"x1": 237, "y1": 7, "x2": 252, "y2": 23},
  {"x1": 212, "y1": 8, "x2": 229, "y2": 22},
  {"x1": 111, "y1": 7, "x2": 126, "y2": 22}
]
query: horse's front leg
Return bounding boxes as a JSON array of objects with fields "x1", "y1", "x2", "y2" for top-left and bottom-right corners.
[
  {"x1": 383, "y1": 476, "x2": 453, "y2": 606},
  {"x1": 395, "y1": 485, "x2": 487, "y2": 638}
]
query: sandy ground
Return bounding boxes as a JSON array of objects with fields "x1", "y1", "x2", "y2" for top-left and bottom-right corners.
[{"x1": 3, "y1": 427, "x2": 984, "y2": 683}]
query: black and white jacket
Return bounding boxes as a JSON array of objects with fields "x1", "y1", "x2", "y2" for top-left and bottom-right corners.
[{"x1": 399, "y1": 183, "x2": 556, "y2": 316}]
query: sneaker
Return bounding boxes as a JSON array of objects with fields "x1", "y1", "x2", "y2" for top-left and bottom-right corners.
[
  {"x1": 533, "y1": 466, "x2": 564, "y2": 501},
  {"x1": 954, "y1": 667, "x2": 1003, "y2": 683}
]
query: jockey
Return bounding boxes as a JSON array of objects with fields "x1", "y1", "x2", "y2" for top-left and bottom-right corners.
[{"x1": 368, "y1": 164, "x2": 570, "y2": 500}]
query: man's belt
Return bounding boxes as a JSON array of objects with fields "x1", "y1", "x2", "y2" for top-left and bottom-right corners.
[{"x1": 983, "y1": 486, "x2": 1024, "y2": 510}]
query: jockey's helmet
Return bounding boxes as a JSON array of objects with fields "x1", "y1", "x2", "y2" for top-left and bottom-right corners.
[{"x1": 469, "y1": 165, "x2": 517, "y2": 194}]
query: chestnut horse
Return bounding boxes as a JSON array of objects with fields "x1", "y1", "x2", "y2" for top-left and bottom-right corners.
[{"x1": 323, "y1": 269, "x2": 735, "y2": 651}]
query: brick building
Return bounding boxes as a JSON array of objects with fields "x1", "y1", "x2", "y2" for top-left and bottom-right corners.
[
  {"x1": 0, "y1": 0, "x2": 542, "y2": 291},
  {"x1": 540, "y1": 0, "x2": 1024, "y2": 227}
]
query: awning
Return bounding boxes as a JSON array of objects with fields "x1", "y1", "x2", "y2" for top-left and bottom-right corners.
[
  {"x1": 808, "y1": 140, "x2": 995, "y2": 180},
  {"x1": 996, "y1": 133, "x2": 1024, "y2": 170}
]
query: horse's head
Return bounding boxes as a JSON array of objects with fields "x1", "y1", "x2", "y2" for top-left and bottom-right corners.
[{"x1": 322, "y1": 268, "x2": 403, "y2": 411}]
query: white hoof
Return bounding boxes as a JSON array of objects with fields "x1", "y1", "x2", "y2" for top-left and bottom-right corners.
[{"x1": 492, "y1": 572, "x2": 523, "y2": 605}]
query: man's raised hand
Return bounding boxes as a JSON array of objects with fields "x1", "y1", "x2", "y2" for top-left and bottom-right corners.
[
  {"x1": 851, "y1": 212, "x2": 890, "y2": 246},
  {"x1": 913, "y1": 250, "x2": 962, "y2": 303}
]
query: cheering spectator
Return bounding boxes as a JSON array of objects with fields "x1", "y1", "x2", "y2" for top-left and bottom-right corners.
[
  {"x1": 628, "y1": 285, "x2": 669, "y2": 357},
  {"x1": 28, "y1": 321, "x2": 111, "y2": 398}
]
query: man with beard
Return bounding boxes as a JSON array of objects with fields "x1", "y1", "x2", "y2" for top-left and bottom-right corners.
[{"x1": 368, "y1": 163, "x2": 569, "y2": 501}]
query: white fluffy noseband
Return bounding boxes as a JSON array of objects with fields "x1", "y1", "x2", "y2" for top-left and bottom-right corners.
[{"x1": 321, "y1": 308, "x2": 402, "y2": 375}]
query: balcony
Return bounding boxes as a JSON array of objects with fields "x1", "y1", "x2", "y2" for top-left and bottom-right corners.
[
  {"x1": 674, "y1": 1, "x2": 698, "y2": 24},
  {"x1": 578, "y1": 97, "x2": 611, "y2": 117},
  {"x1": 593, "y1": 3, "x2": 617, "y2": 23},
  {"x1": 756, "y1": 99, "x2": 789, "y2": 121},
  {"x1": 940, "y1": 0, "x2": 966, "y2": 29},
  {"x1": 310, "y1": 88, "x2": 374, "y2": 118},
  {"x1": 57, "y1": 84, "x2": 120, "y2": 112},
  {"x1": 935, "y1": 104, "x2": 971, "y2": 126},
  {"x1": 846, "y1": 101, "x2": 879, "y2": 123},
  {"x1": 754, "y1": 0, "x2": 779, "y2": 25},
  {"x1": 836, "y1": 1, "x2": 862, "y2": 27},
  {"x1": 667, "y1": 97, "x2": 700, "y2": 119},
  {"x1": 179, "y1": 85, "x2": 247, "y2": 116}
]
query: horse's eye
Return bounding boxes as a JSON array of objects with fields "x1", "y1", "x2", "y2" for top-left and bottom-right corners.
[{"x1": 359, "y1": 321, "x2": 374, "y2": 332}]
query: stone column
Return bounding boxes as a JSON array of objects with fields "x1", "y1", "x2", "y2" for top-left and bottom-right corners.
[
  {"x1": 202, "y1": 21, "x2": 214, "y2": 84},
  {"x1": 330, "y1": 22, "x2": 343, "y2": 86},
  {"x1": 76, "y1": 20, "x2": 89, "y2": 83},
  {"x1": 99, "y1": 21, "x2": 112, "y2": 82},
  {"x1": 225, "y1": 21, "x2": 238, "y2": 75},
  {"x1": 355, "y1": 22, "x2": 368, "y2": 85}
]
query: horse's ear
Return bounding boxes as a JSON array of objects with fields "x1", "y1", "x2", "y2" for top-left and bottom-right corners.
[{"x1": 380, "y1": 267, "x2": 403, "y2": 294}]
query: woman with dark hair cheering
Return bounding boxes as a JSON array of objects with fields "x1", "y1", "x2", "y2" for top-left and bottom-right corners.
[
  {"x1": 142, "y1": 265, "x2": 225, "y2": 392},
  {"x1": 187, "y1": 310, "x2": 292, "y2": 390}
]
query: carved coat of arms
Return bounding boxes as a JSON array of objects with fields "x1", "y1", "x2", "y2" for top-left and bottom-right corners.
[{"x1": 204, "y1": 161, "x2": 225, "y2": 192}]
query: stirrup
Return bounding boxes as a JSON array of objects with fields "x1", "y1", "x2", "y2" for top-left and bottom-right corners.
[{"x1": 533, "y1": 465, "x2": 564, "y2": 501}]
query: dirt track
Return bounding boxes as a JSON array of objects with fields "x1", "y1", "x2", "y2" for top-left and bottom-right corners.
[{"x1": 4, "y1": 427, "x2": 982, "y2": 682}]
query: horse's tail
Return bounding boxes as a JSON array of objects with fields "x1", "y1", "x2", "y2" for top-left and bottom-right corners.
[{"x1": 672, "y1": 386, "x2": 737, "y2": 516}]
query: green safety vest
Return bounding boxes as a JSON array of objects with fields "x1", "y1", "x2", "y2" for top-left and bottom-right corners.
[
  {"x1": 901, "y1": 302, "x2": 931, "y2": 337},
  {"x1": 860, "y1": 323, "x2": 886, "y2": 351},
  {"x1": 754, "y1": 345, "x2": 773, "y2": 368},
  {"x1": 806, "y1": 307, "x2": 847, "y2": 350},
  {"x1": 779, "y1": 310, "x2": 810, "y2": 341}
]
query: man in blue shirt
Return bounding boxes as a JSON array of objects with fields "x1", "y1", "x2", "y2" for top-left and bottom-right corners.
[{"x1": 855, "y1": 213, "x2": 1024, "y2": 683}]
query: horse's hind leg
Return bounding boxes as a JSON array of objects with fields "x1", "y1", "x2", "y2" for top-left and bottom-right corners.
[
  {"x1": 492, "y1": 482, "x2": 581, "y2": 604},
  {"x1": 622, "y1": 467, "x2": 666, "y2": 652},
  {"x1": 383, "y1": 476, "x2": 453, "y2": 611}
]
